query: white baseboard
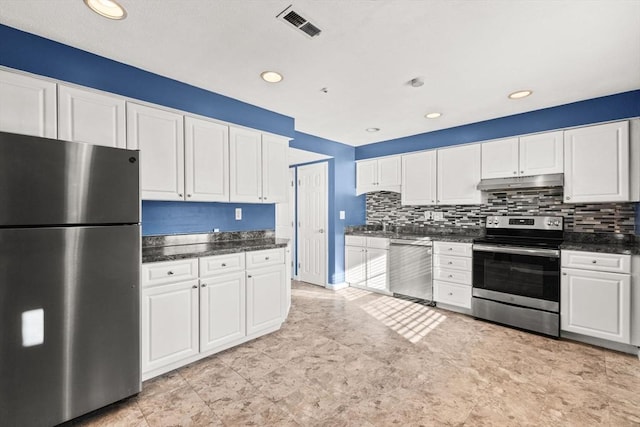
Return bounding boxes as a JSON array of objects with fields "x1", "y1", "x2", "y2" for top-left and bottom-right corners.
[{"x1": 326, "y1": 282, "x2": 348, "y2": 291}]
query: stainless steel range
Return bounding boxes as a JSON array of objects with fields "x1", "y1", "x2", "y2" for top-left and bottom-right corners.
[{"x1": 472, "y1": 215, "x2": 563, "y2": 337}]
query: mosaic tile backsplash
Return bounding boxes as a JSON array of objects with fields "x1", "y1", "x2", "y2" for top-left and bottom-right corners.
[{"x1": 366, "y1": 188, "x2": 636, "y2": 234}]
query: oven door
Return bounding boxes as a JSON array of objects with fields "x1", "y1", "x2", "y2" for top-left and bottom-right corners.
[{"x1": 472, "y1": 244, "x2": 560, "y2": 312}]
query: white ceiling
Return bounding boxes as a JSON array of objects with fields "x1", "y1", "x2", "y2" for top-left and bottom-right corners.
[{"x1": 0, "y1": 0, "x2": 639, "y2": 147}]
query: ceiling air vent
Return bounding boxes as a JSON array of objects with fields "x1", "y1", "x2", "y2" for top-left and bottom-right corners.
[{"x1": 277, "y1": 5, "x2": 322, "y2": 38}]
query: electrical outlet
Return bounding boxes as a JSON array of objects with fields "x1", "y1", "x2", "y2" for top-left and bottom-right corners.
[
  {"x1": 213, "y1": 228, "x2": 220, "y2": 232},
  {"x1": 424, "y1": 211, "x2": 433, "y2": 220},
  {"x1": 235, "y1": 208, "x2": 242, "y2": 220}
]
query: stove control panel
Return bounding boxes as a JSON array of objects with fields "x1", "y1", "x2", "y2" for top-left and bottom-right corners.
[{"x1": 485, "y1": 215, "x2": 563, "y2": 231}]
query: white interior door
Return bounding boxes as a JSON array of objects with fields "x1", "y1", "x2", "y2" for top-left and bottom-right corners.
[{"x1": 297, "y1": 162, "x2": 327, "y2": 286}]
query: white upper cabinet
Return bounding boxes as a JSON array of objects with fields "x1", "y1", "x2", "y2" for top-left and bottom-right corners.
[
  {"x1": 230, "y1": 127, "x2": 263, "y2": 203},
  {"x1": 481, "y1": 131, "x2": 563, "y2": 179},
  {"x1": 127, "y1": 102, "x2": 185, "y2": 201},
  {"x1": 58, "y1": 85, "x2": 126, "y2": 148},
  {"x1": 564, "y1": 121, "x2": 630, "y2": 203},
  {"x1": 401, "y1": 150, "x2": 437, "y2": 205},
  {"x1": 437, "y1": 144, "x2": 482, "y2": 205},
  {"x1": 184, "y1": 116, "x2": 229, "y2": 202},
  {"x1": 481, "y1": 137, "x2": 519, "y2": 179},
  {"x1": 356, "y1": 156, "x2": 401, "y2": 195},
  {"x1": 261, "y1": 134, "x2": 289, "y2": 203},
  {"x1": 0, "y1": 69, "x2": 57, "y2": 138},
  {"x1": 229, "y1": 127, "x2": 288, "y2": 203},
  {"x1": 518, "y1": 131, "x2": 564, "y2": 176}
]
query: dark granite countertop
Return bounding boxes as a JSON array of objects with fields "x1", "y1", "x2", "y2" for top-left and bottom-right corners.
[
  {"x1": 142, "y1": 230, "x2": 288, "y2": 263},
  {"x1": 561, "y1": 232, "x2": 640, "y2": 256},
  {"x1": 345, "y1": 225, "x2": 480, "y2": 244}
]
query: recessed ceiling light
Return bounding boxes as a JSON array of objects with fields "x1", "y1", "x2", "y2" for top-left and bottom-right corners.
[
  {"x1": 84, "y1": 0, "x2": 127, "y2": 20},
  {"x1": 260, "y1": 71, "x2": 283, "y2": 83},
  {"x1": 366, "y1": 128, "x2": 380, "y2": 133},
  {"x1": 508, "y1": 90, "x2": 533, "y2": 99},
  {"x1": 425, "y1": 112, "x2": 442, "y2": 119}
]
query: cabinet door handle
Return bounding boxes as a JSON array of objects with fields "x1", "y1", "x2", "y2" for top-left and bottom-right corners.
[
  {"x1": 566, "y1": 196, "x2": 571, "y2": 201},
  {"x1": 265, "y1": 256, "x2": 270, "y2": 260},
  {"x1": 448, "y1": 248, "x2": 453, "y2": 251},
  {"x1": 263, "y1": 197, "x2": 267, "y2": 200},
  {"x1": 448, "y1": 292, "x2": 453, "y2": 296},
  {"x1": 167, "y1": 271, "x2": 174, "y2": 275},
  {"x1": 520, "y1": 170, "x2": 524, "y2": 174},
  {"x1": 187, "y1": 194, "x2": 192, "y2": 198},
  {"x1": 248, "y1": 275, "x2": 252, "y2": 278},
  {"x1": 562, "y1": 272, "x2": 567, "y2": 276},
  {"x1": 592, "y1": 260, "x2": 597, "y2": 264},
  {"x1": 513, "y1": 171, "x2": 517, "y2": 175},
  {"x1": 221, "y1": 263, "x2": 226, "y2": 267},
  {"x1": 201, "y1": 283, "x2": 207, "y2": 287},
  {"x1": 192, "y1": 285, "x2": 198, "y2": 289},
  {"x1": 178, "y1": 194, "x2": 183, "y2": 198},
  {"x1": 448, "y1": 274, "x2": 454, "y2": 278}
]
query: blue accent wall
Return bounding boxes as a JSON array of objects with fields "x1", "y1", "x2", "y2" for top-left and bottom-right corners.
[
  {"x1": 291, "y1": 132, "x2": 366, "y2": 284},
  {"x1": 356, "y1": 90, "x2": 640, "y2": 160},
  {"x1": 142, "y1": 201, "x2": 275, "y2": 236},
  {"x1": 0, "y1": 23, "x2": 293, "y2": 236}
]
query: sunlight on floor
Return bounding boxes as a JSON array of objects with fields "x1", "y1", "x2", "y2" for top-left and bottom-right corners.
[
  {"x1": 336, "y1": 286, "x2": 371, "y2": 301},
  {"x1": 361, "y1": 295, "x2": 447, "y2": 343}
]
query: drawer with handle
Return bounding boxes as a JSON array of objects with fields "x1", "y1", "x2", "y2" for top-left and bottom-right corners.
[
  {"x1": 434, "y1": 281, "x2": 472, "y2": 309},
  {"x1": 200, "y1": 252, "x2": 245, "y2": 277},
  {"x1": 434, "y1": 254, "x2": 472, "y2": 271},
  {"x1": 561, "y1": 250, "x2": 630, "y2": 274},
  {"x1": 434, "y1": 267, "x2": 472, "y2": 286},
  {"x1": 142, "y1": 258, "x2": 198, "y2": 287},
  {"x1": 433, "y1": 241, "x2": 472, "y2": 257},
  {"x1": 246, "y1": 248, "x2": 285, "y2": 269}
]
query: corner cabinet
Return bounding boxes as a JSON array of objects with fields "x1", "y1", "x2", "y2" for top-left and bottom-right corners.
[
  {"x1": 0, "y1": 69, "x2": 57, "y2": 138},
  {"x1": 58, "y1": 84, "x2": 126, "y2": 148},
  {"x1": 127, "y1": 103, "x2": 185, "y2": 200},
  {"x1": 437, "y1": 144, "x2": 482, "y2": 205},
  {"x1": 229, "y1": 127, "x2": 289, "y2": 203},
  {"x1": 564, "y1": 120, "x2": 637, "y2": 203},
  {"x1": 561, "y1": 250, "x2": 631, "y2": 344},
  {"x1": 356, "y1": 156, "x2": 401, "y2": 195}
]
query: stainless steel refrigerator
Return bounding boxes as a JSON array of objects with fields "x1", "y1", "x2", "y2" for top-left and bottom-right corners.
[{"x1": 0, "y1": 132, "x2": 141, "y2": 426}]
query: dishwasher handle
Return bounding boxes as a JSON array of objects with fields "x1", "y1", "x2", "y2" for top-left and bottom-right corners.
[{"x1": 390, "y1": 239, "x2": 433, "y2": 247}]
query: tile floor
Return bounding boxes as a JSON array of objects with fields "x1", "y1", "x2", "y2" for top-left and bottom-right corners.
[{"x1": 72, "y1": 281, "x2": 640, "y2": 426}]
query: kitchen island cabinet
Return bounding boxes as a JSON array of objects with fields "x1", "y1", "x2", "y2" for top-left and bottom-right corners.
[{"x1": 141, "y1": 245, "x2": 288, "y2": 380}]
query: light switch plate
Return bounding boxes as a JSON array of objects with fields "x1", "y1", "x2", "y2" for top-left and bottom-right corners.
[
  {"x1": 235, "y1": 208, "x2": 242, "y2": 220},
  {"x1": 339, "y1": 210, "x2": 346, "y2": 220}
]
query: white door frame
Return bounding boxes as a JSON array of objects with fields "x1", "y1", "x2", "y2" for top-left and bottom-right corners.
[{"x1": 296, "y1": 161, "x2": 328, "y2": 287}]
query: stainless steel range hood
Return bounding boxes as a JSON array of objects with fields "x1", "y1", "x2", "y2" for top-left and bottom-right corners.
[{"x1": 477, "y1": 173, "x2": 564, "y2": 191}]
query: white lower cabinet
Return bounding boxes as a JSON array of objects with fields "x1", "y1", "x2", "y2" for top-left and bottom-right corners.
[
  {"x1": 199, "y1": 255, "x2": 246, "y2": 352},
  {"x1": 344, "y1": 236, "x2": 389, "y2": 292},
  {"x1": 561, "y1": 250, "x2": 632, "y2": 344},
  {"x1": 142, "y1": 248, "x2": 287, "y2": 380},
  {"x1": 141, "y1": 278, "x2": 200, "y2": 375},
  {"x1": 247, "y1": 264, "x2": 286, "y2": 335},
  {"x1": 433, "y1": 241, "x2": 473, "y2": 311}
]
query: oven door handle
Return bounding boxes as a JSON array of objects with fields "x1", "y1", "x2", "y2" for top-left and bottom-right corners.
[{"x1": 473, "y1": 244, "x2": 560, "y2": 258}]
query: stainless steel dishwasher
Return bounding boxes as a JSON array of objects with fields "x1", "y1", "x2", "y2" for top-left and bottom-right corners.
[{"x1": 389, "y1": 238, "x2": 433, "y2": 301}]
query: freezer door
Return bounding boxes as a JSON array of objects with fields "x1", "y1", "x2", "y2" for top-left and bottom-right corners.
[
  {"x1": 0, "y1": 225, "x2": 141, "y2": 427},
  {"x1": 0, "y1": 131, "x2": 139, "y2": 226}
]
